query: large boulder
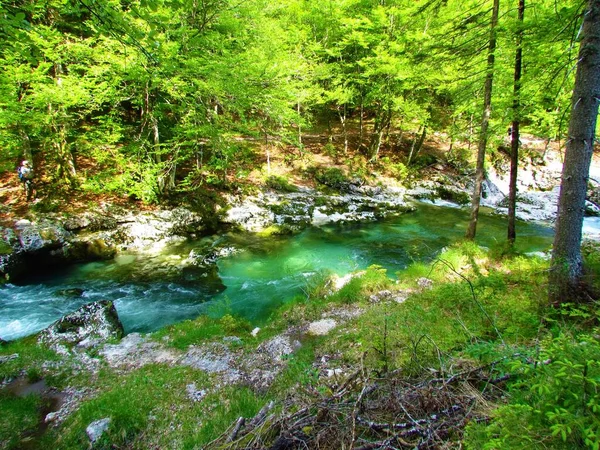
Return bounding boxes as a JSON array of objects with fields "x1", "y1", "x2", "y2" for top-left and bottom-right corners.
[
  {"x1": 0, "y1": 220, "x2": 72, "y2": 281},
  {"x1": 38, "y1": 301, "x2": 124, "y2": 350}
]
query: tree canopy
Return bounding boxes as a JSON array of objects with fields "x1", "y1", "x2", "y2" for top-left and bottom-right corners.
[{"x1": 0, "y1": 0, "x2": 592, "y2": 205}]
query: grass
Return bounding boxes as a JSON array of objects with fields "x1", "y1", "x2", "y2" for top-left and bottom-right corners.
[
  {"x1": 152, "y1": 314, "x2": 252, "y2": 350},
  {"x1": 0, "y1": 392, "x2": 42, "y2": 449},
  {"x1": 0, "y1": 337, "x2": 59, "y2": 383},
  {"x1": 51, "y1": 365, "x2": 211, "y2": 449}
]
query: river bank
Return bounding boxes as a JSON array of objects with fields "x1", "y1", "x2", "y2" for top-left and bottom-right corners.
[{"x1": 1, "y1": 241, "x2": 599, "y2": 449}]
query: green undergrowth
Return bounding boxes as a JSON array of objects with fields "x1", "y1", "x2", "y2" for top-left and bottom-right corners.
[
  {"x1": 153, "y1": 313, "x2": 252, "y2": 350},
  {"x1": 50, "y1": 365, "x2": 209, "y2": 449}
]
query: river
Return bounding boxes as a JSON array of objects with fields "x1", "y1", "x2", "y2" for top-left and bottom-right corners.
[{"x1": 0, "y1": 202, "x2": 557, "y2": 341}]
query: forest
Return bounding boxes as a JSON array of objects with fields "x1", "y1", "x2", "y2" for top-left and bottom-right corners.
[
  {"x1": 0, "y1": 0, "x2": 586, "y2": 200},
  {"x1": 2, "y1": 1, "x2": 600, "y2": 449}
]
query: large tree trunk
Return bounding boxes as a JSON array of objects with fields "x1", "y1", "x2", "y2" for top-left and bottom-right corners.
[
  {"x1": 508, "y1": 0, "x2": 525, "y2": 244},
  {"x1": 466, "y1": 0, "x2": 500, "y2": 240},
  {"x1": 549, "y1": 0, "x2": 600, "y2": 303}
]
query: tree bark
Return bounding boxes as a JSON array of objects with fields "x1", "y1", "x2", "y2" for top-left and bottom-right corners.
[
  {"x1": 466, "y1": 0, "x2": 500, "y2": 240},
  {"x1": 549, "y1": 0, "x2": 600, "y2": 303},
  {"x1": 508, "y1": 0, "x2": 525, "y2": 244}
]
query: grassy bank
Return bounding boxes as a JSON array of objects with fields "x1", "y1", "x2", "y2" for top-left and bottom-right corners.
[{"x1": 1, "y1": 242, "x2": 599, "y2": 449}]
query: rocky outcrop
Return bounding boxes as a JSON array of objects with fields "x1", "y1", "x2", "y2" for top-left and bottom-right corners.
[
  {"x1": 224, "y1": 185, "x2": 413, "y2": 233},
  {"x1": 38, "y1": 300, "x2": 124, "y2": 351},
  {"x1": 0, "y1": 206, "x2": 208, "y2": 281},
  {"x1": 0, "y1": 219, "x2": 73, "y2": 281},
  {"x1": 406, "y1": 152, "x2": 565, "y2": 223}
]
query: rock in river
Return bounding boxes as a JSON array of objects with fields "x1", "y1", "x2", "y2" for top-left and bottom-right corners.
[{"x1": 38, "y1": 300, "x2": 124, "y2": 350}]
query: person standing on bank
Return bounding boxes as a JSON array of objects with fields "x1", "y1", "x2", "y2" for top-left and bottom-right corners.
[{"x1": 17, "y1": 160, "x2": 34, "y2": 201}]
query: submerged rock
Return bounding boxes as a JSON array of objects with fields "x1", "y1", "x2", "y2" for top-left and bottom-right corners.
[
  {"x1": 38, "y1": 301, "x2": 124, "y2": 350},
  {"x1": 54, "y1": 288, "x2": 85, "y2": 298}
]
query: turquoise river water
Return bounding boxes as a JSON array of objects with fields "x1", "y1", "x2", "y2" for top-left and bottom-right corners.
[{"x1": 0, "y1": 202, "x2": 558, "y2": 341}]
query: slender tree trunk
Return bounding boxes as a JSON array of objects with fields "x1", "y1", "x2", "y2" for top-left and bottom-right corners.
[
  {"x1": 152, "y1": 118, "x2": 166, "y2": 194},
  {"x1": 370, "y1": 109, "x2": 391, "y2": 162},
  {"x1": 338, "y1": 105, "x2": 348, "y2": 155},
  {"x1": 408, "y1": 125, "x2": 427, "y2": 166},
  {"x1": 466, "y1": 0, "x2": 500, "y2": 240},
  {"x1": 297, "y1": 101, "x2": 302, "y2": 147},
  {"x1": 549, "y1": 0, "x2": 600, "y2": 303},
  {"x1": 508, "y1": 0, "x2": 525, "y2": 244},
  {"x1": 359, "y1": 96, "x2": 365, "y2": 148}
]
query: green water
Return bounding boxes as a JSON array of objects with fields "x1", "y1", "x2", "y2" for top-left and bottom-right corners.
[
  {"x1": 213, "y1": 202, "x2": 553, "y2": 320},
  {"x1": 0, "y1": 202, "x2": 554, "y2": 340}
]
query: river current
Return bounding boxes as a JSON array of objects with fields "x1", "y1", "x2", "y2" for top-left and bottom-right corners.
[{"x1": 0, "y1": 202, "x2": 558, "y2": 341}]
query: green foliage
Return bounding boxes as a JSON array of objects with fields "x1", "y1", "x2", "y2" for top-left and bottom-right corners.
[
  {"x1": 265, "y1": 175, "x2": 298, "y2": 193},
  {"x1": 313, "y1": 167, "x2": 348, "y2": 190},
  {"x1": 219, "y1": 314, "x2": 252, "y2": 335},
  {"x1": 0, "y1": 241, "x2": 13, "y2": 255},
  {"x1": 380, "y1": 156, "x2": 409, "y2": 181},
  {"x1": 465, "y1": 331, "x2": 600, "y2": 450},
  {"x1": 436, "y1": 186, "x2": 471, "y2": 205},
  {"x1": 446, "y1": 148, "x2": 473, "y2": 173},
  {"x1": 322, "y1": 142, "x2": 339, "y2": 160}
]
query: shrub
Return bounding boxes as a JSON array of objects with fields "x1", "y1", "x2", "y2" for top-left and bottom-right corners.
[
  {"x1": 446, "y1": 147, "x2": 473, "y2": 173},
  {"x1": 465, "y1": 331, "x2": 600, "y2": 450},
  {"x1": 264, "y1": 175, "x2": 298, "y2": 193},
  {"x1": 380, "y1": 157, "x2": 409, "y2": 181},
  {"x1": 313, "y1": 167, "x2": 348, "y2": 190}
]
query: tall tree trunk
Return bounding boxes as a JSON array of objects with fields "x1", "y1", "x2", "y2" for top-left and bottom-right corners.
[
  {"x1": 370, "y1": 109, "x2": 391, "y2": 162},
  {"x1": 508, "y1": 0, "x2": 525, "y2": 244},
  {"x1": 549, "y1": 0, "x2": 600, "y2": 303},
  {"x1": 153, "y1": 118, "x2": 166, "y2": 194},
  {"x1": 19, "y1": 129, "x2": 33, "y2": 163},
  {"x1": 466, "y1": 0, "x2": 500, "y2": 240}
]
